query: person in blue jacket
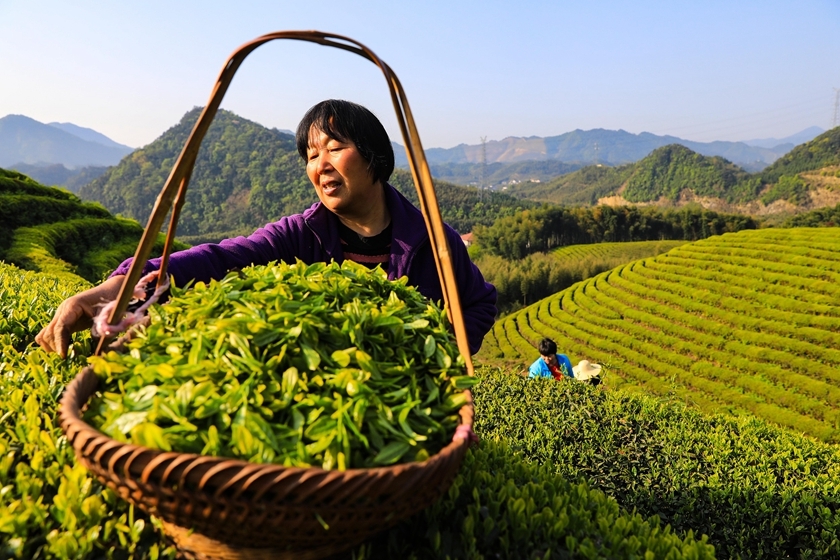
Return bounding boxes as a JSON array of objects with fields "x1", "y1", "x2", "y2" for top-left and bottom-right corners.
[{"x1": 528, "y1": 338, "x2": 574, "y2": 380}]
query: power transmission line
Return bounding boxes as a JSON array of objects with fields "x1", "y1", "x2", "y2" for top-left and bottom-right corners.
[
  {"x1": 647, "y1": 91, "x2": 829, "y2": 140},
  {"x1": 479, "y1": 136, "x2": 487, "y2": 201},
  {"x1": 833, "y1": 88, "x2": 840, "y2": 129}
]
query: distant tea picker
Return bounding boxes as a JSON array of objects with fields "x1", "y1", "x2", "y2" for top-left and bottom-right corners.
[{"x1": 528, "y1": 338, "x2": 602, "y2": 386}]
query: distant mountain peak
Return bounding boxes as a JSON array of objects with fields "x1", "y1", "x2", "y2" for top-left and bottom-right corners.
[
  {"x1": 393, "y1": 127, "x2": 811, "y2": 172},
  {"x1": 741, "y1": 126, "x2": 825, "y2": 149},
  {"x1": 47, "y1": 121, "x2": 133, "y2": 150},
  {"x1": 0, "y1": 114, "x2": 133, "y2": 168}
]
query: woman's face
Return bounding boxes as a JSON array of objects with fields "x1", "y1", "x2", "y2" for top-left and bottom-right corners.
[{"x1": 306, "y1": 127, "x2": 381, "y2": 218}]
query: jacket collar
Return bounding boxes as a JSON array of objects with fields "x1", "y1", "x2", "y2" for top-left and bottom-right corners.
[
  {"x1": 301, "y1": 182, "x2": 429, "y2": 277},
  {"x1": 384, "y1": 182, "x2": 428, "y2": 277}
]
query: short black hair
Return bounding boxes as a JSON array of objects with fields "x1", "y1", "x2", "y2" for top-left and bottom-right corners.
[
  {"x1": 538, "y1": 338, "x2": 557, "y2": 356},
  {"x1": 296, "y1": 99, "x2": 395, "y2": 185}
]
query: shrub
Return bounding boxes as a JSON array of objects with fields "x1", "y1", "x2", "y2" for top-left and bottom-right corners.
[{"x1": 474, "y1": 370, "x2": 840, "y2": 559}]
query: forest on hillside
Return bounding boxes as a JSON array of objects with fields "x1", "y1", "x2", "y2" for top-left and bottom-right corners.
[
  {"x1": 80, "y1": 108, "x2": 312, "y2": 238},
  {"x1": 78, "y1": 108, "x2": 537, "y2": 240},
  {"x1": 389, "y1": 169, "x2": 536, "y2": 233},
  {"x1": 507, "y1": 127, "x2": 840, "y2": 208},
  {"x1": 474, "y1": 204, "x2": 758, "y2": 260},
  {"x1": 0, "y1": 168, "x2": 178, "y2": 282},
  {"x1": 784, "y1": 201, "x2": 840, "y2": 227},
  {"x1": 467, "y1": 204, "x2": 757, "y2": 313}
]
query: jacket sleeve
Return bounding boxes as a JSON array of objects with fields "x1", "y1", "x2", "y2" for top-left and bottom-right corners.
[
  {"x1": 528, "y1": 359, "x2": 548, "y2": 378},
  {"x1": 447, "y1": 229, "x2": 498, "y2": 355},
  {"x1": 109, "y1": 217, "x2": 305, "y2": 287}
]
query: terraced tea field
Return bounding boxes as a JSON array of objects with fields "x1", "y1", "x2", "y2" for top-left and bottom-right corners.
[
  {"x1": 478, "y1": 227, "x2": 840, "y2": 442},
  {"x1": 550, "y1": 239, "x2": 687, "y2": 262}
]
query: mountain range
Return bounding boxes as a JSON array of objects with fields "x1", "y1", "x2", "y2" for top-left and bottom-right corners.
[
  {"x1": 0, "y1": 114, "x2": 133, "y2": 169},
  {"x1": 393, "y1": 127, "x2": 824, "y2": 173},
  {"x1": 1, "y1": 111, "x2": 825, "y2": 188},
  {"x1": 46, "y1": 121, "x2": 132, "y2": 150},
  {"x1": 741, "y1": 126, "x2": 825, "y2": 149},
  {"x1": 3, "y1": 107, "x2": 836, "y2": 226},
  {"x1": 507, "y1": 126, "x2": 840, "y2": 218},
  {"x1": 76, "y1": 108, "x2": 533, "y2": 240}
]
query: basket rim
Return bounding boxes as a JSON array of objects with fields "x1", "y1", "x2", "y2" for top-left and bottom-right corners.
[{"x1": 60, "y1": 364, "x2": 473, "y2": 484}]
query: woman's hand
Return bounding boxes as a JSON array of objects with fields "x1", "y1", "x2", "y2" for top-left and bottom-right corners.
[{"x1": 36, "y1": 275, "x2": 125, "y2": 358}]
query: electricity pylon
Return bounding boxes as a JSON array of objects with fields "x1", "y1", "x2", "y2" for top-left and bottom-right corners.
[
  {"x1": 479, "y1": 136, "x2": 487, "y2": 201},
  {"x1": 833, "y1": 88, "x2": 840, "y2": 129}
]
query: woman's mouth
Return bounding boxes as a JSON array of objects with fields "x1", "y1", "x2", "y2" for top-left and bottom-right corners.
[{"x1": 321, "y1": 181, "x2": 341, "y2": 196}]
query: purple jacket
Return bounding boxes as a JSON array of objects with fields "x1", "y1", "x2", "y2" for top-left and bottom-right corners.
[{"x1": 112, "y1": 183, "x2": 497, "y2": 353}]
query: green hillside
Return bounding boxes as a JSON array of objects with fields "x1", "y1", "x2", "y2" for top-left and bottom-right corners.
[
  {"x1": 79, "y1": 108, "x2": 535, "y2": 240},
  {"x1": 507, "y1": 127, "x2": 840, "y2": 209},
  {"x1": 758, "y1": 125, "x2": 840, "y2": 183},
  {"x1": 622, "y1": 144, "x2": 751, "y2": 202},
  {"x1": 506, "y1": 162, "x2": 635, "y2": 205},
  {"x1": 79, "y1": 107, "x2": 311, "y2": 239},
  {"x1": 478, "y1": 227, "x2": 840, "y2": 442},
  {"x1": 749, "y1": 127, "x2": 840, "y2": 207},
  {"x1": 475, "y1": 239, "x2": 688, "y2": 313},
  {"x1": 505, "y1": 145, "x2": 749, "y2": 205},
  {"x1": 0, "y1": 168, "x2": 175, "y2": 282},
  {"x1": 389, "y1": 168, "x2": 536, "y2": 233}
]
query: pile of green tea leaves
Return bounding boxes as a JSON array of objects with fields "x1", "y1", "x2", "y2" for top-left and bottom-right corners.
[{"x1": 85, "y1": 260, "x2": 475, "y2": 471}]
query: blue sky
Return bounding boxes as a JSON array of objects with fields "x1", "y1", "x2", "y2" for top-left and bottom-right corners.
[{"x1": 1, "y1": 0, "x2": 838, "y2": 149}]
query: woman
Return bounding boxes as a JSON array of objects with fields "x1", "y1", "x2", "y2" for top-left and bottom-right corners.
[{"x1": 36, "y1": 100, "x2": 497, "y2": 357}]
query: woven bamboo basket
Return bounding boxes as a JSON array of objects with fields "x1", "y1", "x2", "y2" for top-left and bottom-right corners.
[{"x1": 59, "y1": 31, "x2": 476, "y2": 560}]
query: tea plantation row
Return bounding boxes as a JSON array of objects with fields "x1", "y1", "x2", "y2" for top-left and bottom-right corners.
[
  {"x1": 550, "y1": 239, "x2": 688, "y2": 263},
  {"x1": 474, "y1": 239, "x2": 689, "y2": 315},
  {"x1": 0, "y1": 261, "x2": 713, "y2": 559},
  {"x1": 0, "y1": 168, "x2": 180, "y2": 283},
  {"x1": 479, "y1": 227, "x2": 840, "y2": 442}
]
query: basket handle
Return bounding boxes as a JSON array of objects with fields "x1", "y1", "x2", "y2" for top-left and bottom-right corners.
[{"x1": 98, "y1": 31, "x2": 475, "y2": 378}]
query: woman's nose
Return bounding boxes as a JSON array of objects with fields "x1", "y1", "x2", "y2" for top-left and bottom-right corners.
[{"x1": 315, "y1": 151, "x2": 333, "y2": 173}]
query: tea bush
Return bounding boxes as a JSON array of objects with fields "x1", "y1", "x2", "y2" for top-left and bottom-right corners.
[
  {"x1": 360, "y1": 438, "x2": 715, "y2": 559},
  {"x1": 474, "y1": 370, "x2": 840, "y2": 559},
  {"x1": 0, "y1": 262, "x2": 173, "y2": 559}
]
